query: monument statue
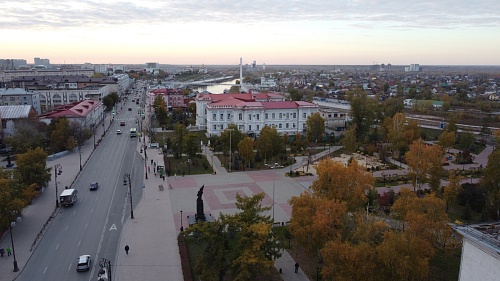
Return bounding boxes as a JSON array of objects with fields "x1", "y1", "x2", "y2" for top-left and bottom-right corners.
[{"x1": 196, "y1": 185, "x2": 206, "y2": 222}]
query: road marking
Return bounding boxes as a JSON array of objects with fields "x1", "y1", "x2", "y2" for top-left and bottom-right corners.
[
  {"x1": 109, "y1": 224, "x2": 117, "y2": 231},
  {"x1": 43, "y1": 267, "x2": 47, "y2": 274},
  {"x1": 85, "y1": 223, "x2": 88, "y2": 229},
  {"x1": 65, "y1": 225, "x2": 68, "y2": 230},
  {"x1": 91, "y1": 208, "x2": 94, "y2": 213},
  {"x1": 68, "y1": 263, "x2": 72, "y2": 271},
  {"x1": 78, "y1": 240, "x2": 81, "y2": 246},
  {"x1": 96, "y1": 196, "x2": 99, "y2": 201},
  {"x1": 73, "y1": 210, "x2": 76, "y2": 215},
  {"x1": 56, "y1": 244, "x2": 59, "y2": 250}
]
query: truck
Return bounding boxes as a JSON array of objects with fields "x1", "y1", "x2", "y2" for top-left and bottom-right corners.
[{"x1": 60, "y1": 189, "x2": 78, "y2": 206}]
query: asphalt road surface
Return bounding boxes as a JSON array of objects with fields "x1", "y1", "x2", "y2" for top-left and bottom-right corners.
[{"x1": 16, "y1": 101, "x2": 144, "y2": 281}]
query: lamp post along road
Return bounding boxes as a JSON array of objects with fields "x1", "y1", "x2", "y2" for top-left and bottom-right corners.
[
  {"x1": 228, "y1": 128, "x2": 234, "y2": 172},
  {"x1": 9, "y1": 214, "x2": 21, "y2": 272},
  {"x1": 123, "y1": 173, "x2": 134, "y2": 219},
  {"x1": 53, "y1": 164, "x2": 62, "y2": 208}
]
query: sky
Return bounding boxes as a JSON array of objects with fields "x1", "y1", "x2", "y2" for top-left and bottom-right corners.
[{"x1": 1, "y1": 0, "x2": 500, "y2": 66}]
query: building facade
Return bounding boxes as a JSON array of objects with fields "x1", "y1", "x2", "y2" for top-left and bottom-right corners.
[
  {"x1": 453, "y1": 223, "x2": 500, "y2": 281},
  {"x1": 0, "y1": 88, "x2": 42, "y2": 114},
  {"x1": 195, "y1": 93, "x2": 318, "y2": 136}
]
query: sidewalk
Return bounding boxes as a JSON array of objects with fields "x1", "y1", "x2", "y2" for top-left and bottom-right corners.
[{"x1": 0, "y1": 115, "x2": 111, "y2": 280}]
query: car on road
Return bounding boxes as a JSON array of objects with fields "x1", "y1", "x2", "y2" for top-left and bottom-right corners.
[
  {"x1": 120, "y1": 121, "x2": 125, "y2": 126},
  {"x1": 128, "y1": 107, "x2": 132, "y2": 111},
  {"x1": 76, "y1": 255, "x2": 91, "y2": 272},
  {"x1": 116, "y1": 129, "x2": 122, "y2": 135},
  {"x1": 90, "y1": 182, "x2": 99, "y2": 191}
]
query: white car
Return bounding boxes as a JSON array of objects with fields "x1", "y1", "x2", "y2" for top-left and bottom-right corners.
[
  {"x1": 116, "y1": 129, "x2": 122, "y2": 135},
  {"x1": 76, "y1": 255, "x2": 91, "y2": 272}
]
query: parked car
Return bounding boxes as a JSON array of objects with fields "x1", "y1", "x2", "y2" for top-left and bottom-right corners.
[
  {"x1": 90, "y1": 182, "x2": 99, "y2": 190},
  {"x1": 76, "y1": 255, "x2": 91, "y2": 272}
]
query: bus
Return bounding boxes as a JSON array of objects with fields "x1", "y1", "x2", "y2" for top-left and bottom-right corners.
[{"x1": 130, "y1": 128, "x2": 137, "y2": 137}]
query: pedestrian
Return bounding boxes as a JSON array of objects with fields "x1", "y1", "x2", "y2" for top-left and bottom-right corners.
[
  {"x1": 148, "y1": 166, "x2": 150, "y2": 173},
  {"x1": 294, "y1": 262, "x2": 299, "y2": 273},
  {"x1": 0, "y1": 248, "x2": 5, "y2": 257},
  {"x1": 125, "y1": 245, "x2": 129, "y2": 255},
  {"x1": 6, "y1": 246, "x2": 11, "y2": 256}
]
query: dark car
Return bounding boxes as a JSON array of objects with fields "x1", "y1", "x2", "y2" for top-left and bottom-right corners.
[
  {"x1": 90, "y1": 182, "x2": 99, "y2": 190},
  {"x1": 76, "y1": 255, "x2": 91, "y2": 272},
  {"x1": 120, "y1": 121, "x2": 125, "y2": 126}
]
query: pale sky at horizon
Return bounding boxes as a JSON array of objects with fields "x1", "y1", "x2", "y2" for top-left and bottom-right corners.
[{"x1": 1, "y1": 0, "x2": 499, "y2": 66}]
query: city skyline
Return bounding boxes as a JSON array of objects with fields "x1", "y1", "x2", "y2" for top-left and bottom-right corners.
[{"x1": 1, "y1": 0, "x2": 500, "y2": 66}]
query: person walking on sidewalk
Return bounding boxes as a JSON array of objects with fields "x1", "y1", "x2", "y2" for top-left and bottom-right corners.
[
  {"x1": 6, "y1": 246, "x2": 12, "y2": 256},
  {"x1": 125, "y1": 245, "x2": 129, "y2": 255},
  {"x1": 294, "y1": 262, "x2": 299, "y2": 273}
]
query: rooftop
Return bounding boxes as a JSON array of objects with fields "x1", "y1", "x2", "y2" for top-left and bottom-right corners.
[{"x1": 453, "y1": 222, "x2": 500, "y2": 254}]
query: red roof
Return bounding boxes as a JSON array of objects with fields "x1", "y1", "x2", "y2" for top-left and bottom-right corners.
[
  {"x1": 261, "y1": 101, "x2": 299, "y2": 109},
  {"x1": 38, "y1": 100, "x2": 101, "y2": 118}
]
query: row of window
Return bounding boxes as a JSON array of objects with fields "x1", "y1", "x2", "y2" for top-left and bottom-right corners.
[
  {"x1": 212, "y1": 112, "x2": 308, "y2": 121},
  {"x1": 213, "y1": 122, "x2": 305, "y2": 131}
]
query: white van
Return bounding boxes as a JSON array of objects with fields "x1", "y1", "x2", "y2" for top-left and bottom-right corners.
[{"x1": 60, "y1": 189, "x2": 78, "y2": 206}]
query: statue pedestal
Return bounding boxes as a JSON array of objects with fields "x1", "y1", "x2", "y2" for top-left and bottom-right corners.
[{"x1": 187, "y1": 213, "x2": 214, "y2": 226}]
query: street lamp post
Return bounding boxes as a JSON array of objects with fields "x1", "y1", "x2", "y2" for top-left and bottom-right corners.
[
  {"x1": 9, "y1": 214, "x2": 21, "y2": 272},
  {"x1": 180, "y1": 210, "x2": 184, "y2": 231},
  {"x1": 316, "y1": 267, "x2": 320, "y2": 281},
  {"x1": 123, "y1": 173, "x2": 134, "y2": 219},
  {"x1": 54, "y1": 164, "x2": 62, "y2": 208}
]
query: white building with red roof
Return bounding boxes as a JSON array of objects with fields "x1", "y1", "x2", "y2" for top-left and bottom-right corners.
[
  {"x1": 37, "y1": 100, "x2": 104, "y2": 130},
  {"x1": 195, "y1": 93, "x2": 318, "y2": 136}
]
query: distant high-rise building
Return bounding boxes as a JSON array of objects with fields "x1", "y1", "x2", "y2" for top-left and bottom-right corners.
[
  {"x1": 0, "y1": 59, "x2": 27, "y2": 70},
  {"x1": 34, "y1": 57, "x2": 50, "y2": 67},
  {"x1": 405, "y1": 64, "x2": 420, "y2": 72}
]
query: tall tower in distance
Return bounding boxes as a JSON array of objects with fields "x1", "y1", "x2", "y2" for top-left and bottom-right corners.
[{"x1": 239, "y1": 57, "x2": 243, "y2": 86}]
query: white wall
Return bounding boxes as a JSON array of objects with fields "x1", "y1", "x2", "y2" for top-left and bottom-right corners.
[{"x1": 459, "y1": 239, "x2": 500, "y2": 281}]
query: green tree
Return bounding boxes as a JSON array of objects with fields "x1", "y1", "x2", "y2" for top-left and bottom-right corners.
[
  {"x1": 386, "y1": 113, "x2": 407, "y2": 160},
  {"x1": 381, "y1": 97, "x2": 404, "y2": 118},
  {"x1": 172, "y1": 124, "x2": 188, "y2": 158},
  {"x1": 306, "y1": 112, "x2": 326, "y2": 143},
  {"x1": 340, "y1": 125, "x2": 358, "y2": 152},
  {"x1": 15, "y1": 147, "x2": 51, "y2": 190},
  {"x1": 438, "y1": 131, "x2": 456, "y2": 153},
  {"x1": 184, "y1": 193, "x2": 282, "y2": 281},
  {"x1": 184, "y1": 132, "x2": 200, "y2": 160},
  {"x1": 238, "y1": 137, "x2": 254, "y2": 169},
  {"x1": 481, "y1": 149, "x2": 500, "y2": 219},
  {"x1": 288, "y1": 88, "x2": 303, "y2": 101},
  {"x1": 153, "y1": 95, "x2": 168, "y2": 126},
  {"x1": 48, "y1": 118, "x2": 71, "y2": 153},
  {"x1": 348, "y1": 89, "x2": 378, "y2": 142},
  {"x1": 255, "y1": 126, "x2": 274, "y2": 163},
  {"x1": 220, "y1": 124, "x2": 244, "y2": 154},
  {"x1": 5, "y1": 119, "x2": 47, "y2": 153}
]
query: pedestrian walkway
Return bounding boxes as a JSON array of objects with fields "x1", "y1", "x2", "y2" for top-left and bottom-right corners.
[
  {"x1": 0, "y1": 115, "x2": 112, "y2": 280},
  {"x1": 275, "y1": 250, "x2": 311, "y2": 281}
]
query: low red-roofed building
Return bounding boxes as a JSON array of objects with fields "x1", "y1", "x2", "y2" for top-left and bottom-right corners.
[{"x1": 38, "y1": 100, "x2": 104, "y2": 130}]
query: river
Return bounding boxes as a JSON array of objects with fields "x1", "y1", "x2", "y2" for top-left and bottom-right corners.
[{"x1": 192, "y1": 79, "x2": 240, "y2": 94}]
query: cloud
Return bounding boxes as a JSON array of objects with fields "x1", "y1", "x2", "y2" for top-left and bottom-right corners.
[{"x1": 0, "y1": 0, "x2": 499, "y2": 30}]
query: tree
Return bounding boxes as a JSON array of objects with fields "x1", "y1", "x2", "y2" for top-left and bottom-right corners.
[
  {"x1": 376, "y1": 231, "x2": 434, "y2": 281},
  {"x1": 310, "y1": 158, "x2": 374, "y2": 210},
  {"x1": 481, "y1": 149, "x2": 500, "y2": 219},
  {"x1": 288, "y1": 88, "x2": 303, "y2": 101},
  {"x1": 172, "y1": 124, "x2": 188, "y2": 158},
  {"x1": 289, "y1": 192, "x2": 348, "y2": 253},
  {"x1": 220, "y1": 124, "x2": 244, "y2": 154},
  {"x1": 184, "y1": 132, "x2": 200, "y2": 160},
  {"x1": 255, "y1": 126, "x2": 274, "y2": 163},
  {"x1": 14, "y1": 147, "x2": 51, "y2": 190},
  {"x1": 306, "y1": 112, "x2": 325, "y2": 143},
  {"x1": 48, "y1": 118, "x2": 71, "y2": 153},
  {"x1": 340, "y1": 125, "x2": 358, "y2": 152},
  {"x1": 238, "y1": 137, "x2": 254, "y2": 169},
  {"x1": 381, "y1": 97, "x2": 404, "y2": 119},
  {"x1": 437, "y1": 131, "x2": 456, "y2": 153},
  {"x1": 348, "y1": 89, "x2": 378, "y2": 142},
  {"x1": 4, "y1": 119, "x2": 47, "y2": 153},
  {"x1": 444, "y1": 170, "x2": 462, "y2": 213},
  {"x1": 153, "y1": 95, "x2": 169, "y2": 126},
  {"x1": 386, "y1": 113, "x2": 407, "y2": 160},
  {"x1": 404, "y1": 119, "x2": 422, "y2": 145},
  {"x1": 321, "y1": 240, "x2": 378, "y2": 281},
  {"x1": 184, "y1": 193, "x2": 282, "y2": 281},
  {"x1": 405, "y1": 139, "x2": 444, "y2": 192}
]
